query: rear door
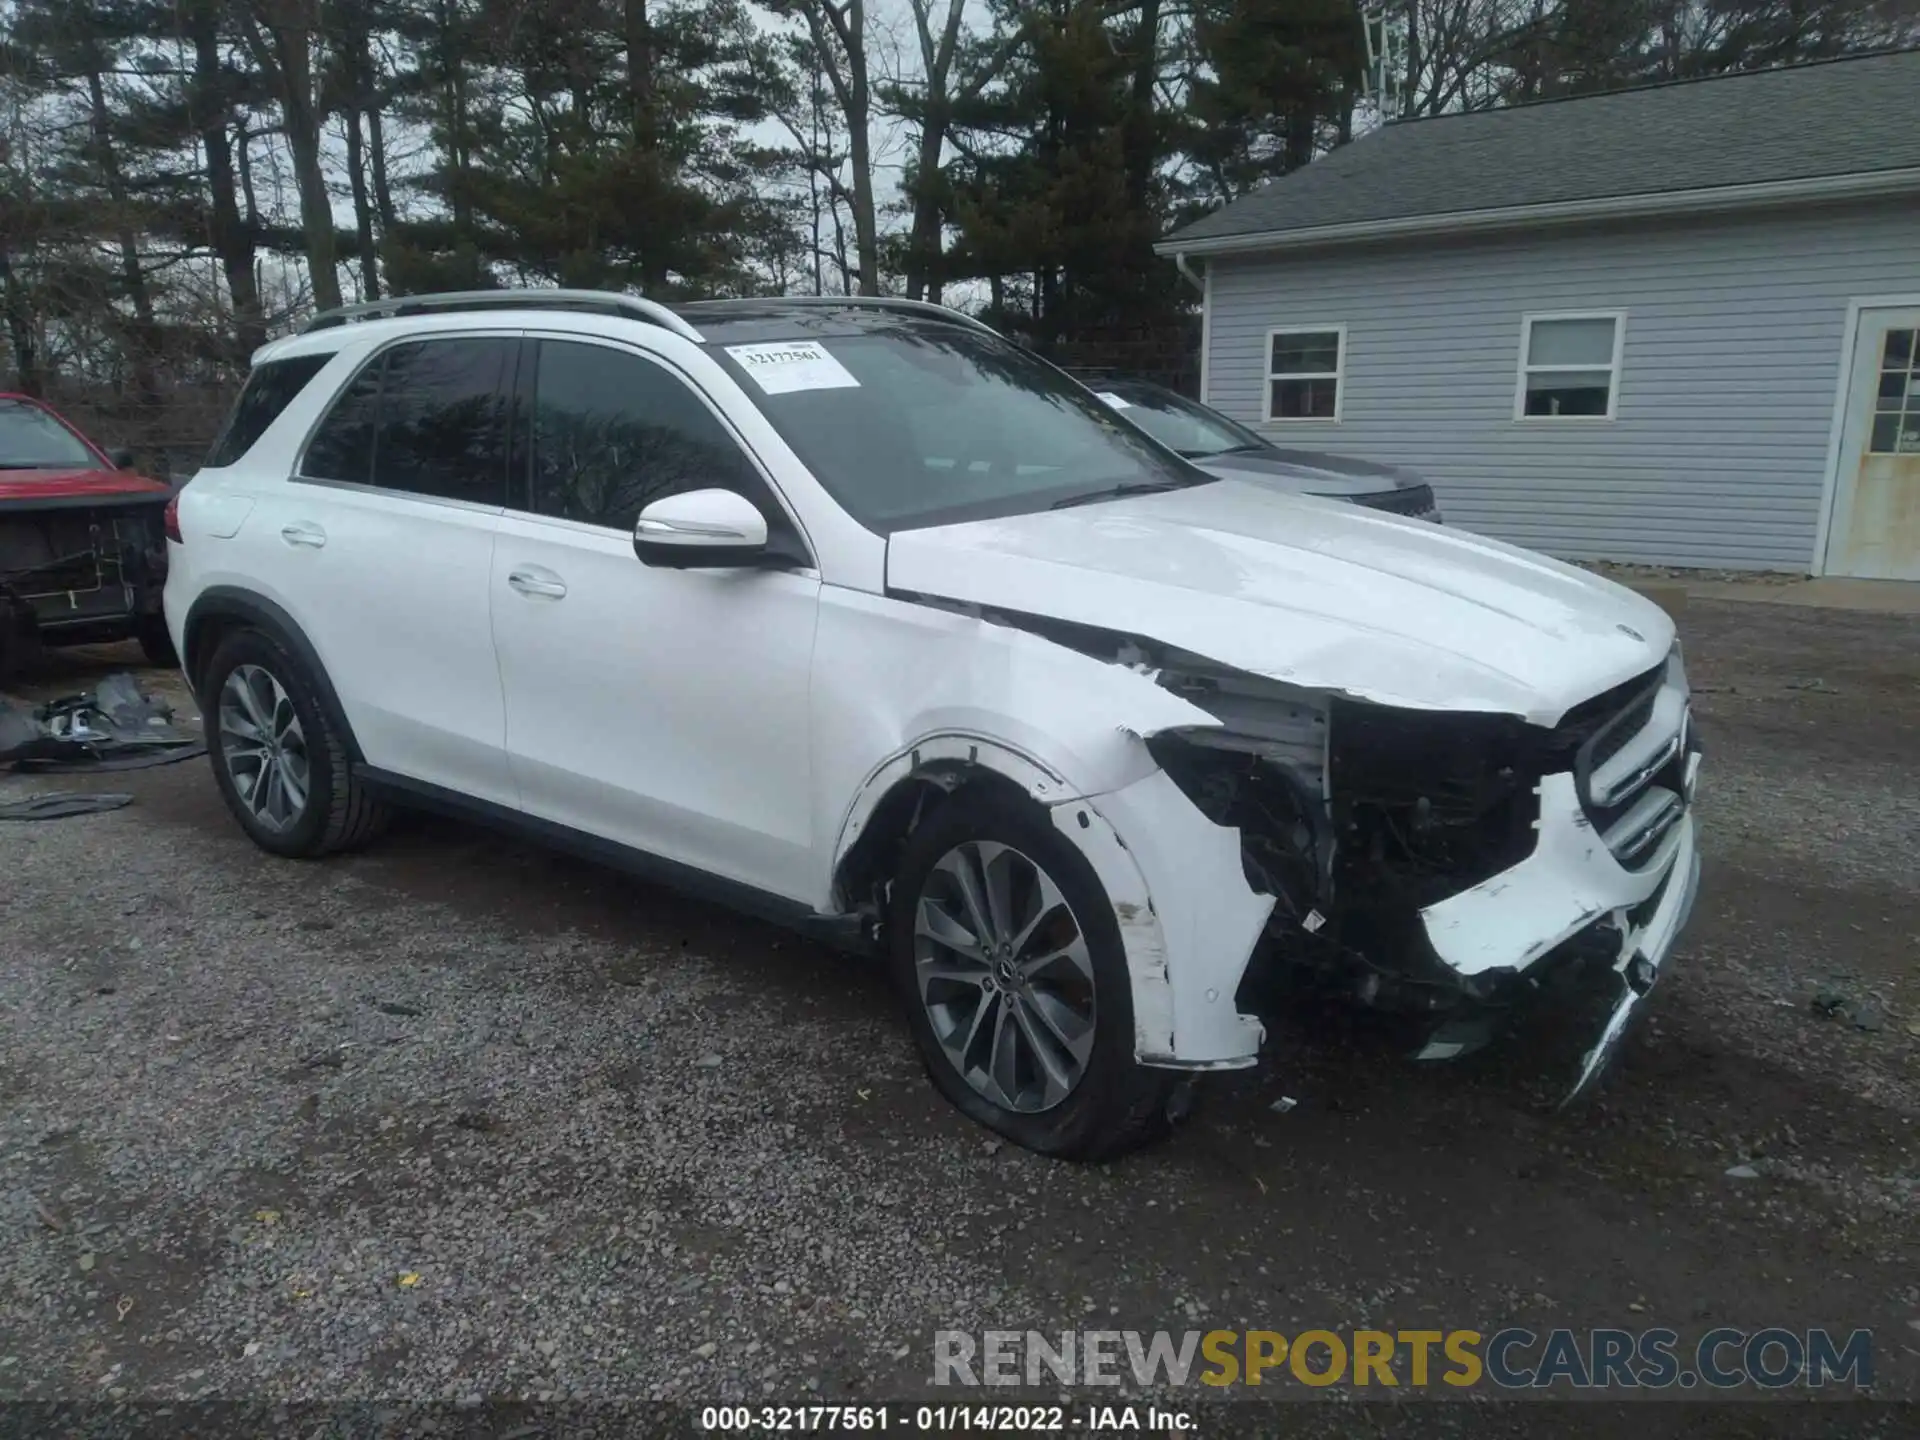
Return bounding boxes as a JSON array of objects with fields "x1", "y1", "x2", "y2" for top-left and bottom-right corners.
[{"x1": 249, "y1": 333, "x2": 518, "y2": 806}]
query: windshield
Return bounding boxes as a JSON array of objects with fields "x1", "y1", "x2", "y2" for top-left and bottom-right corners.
[
  {"x1": 1104, "y1": 388, "x2": 1268, "y2": 459},
  {"x1": 714, "y1": 327, "x2": 1210, "y2": 532},
  {"x1": 0, "y1": 399, "x2": 102, "y2": 470}
]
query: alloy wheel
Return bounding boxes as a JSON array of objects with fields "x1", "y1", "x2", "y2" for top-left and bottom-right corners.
[
  {"x1": 219, "y1": 664, "x2": 310, "y2": 833},
  {"x1": 913, "y1": 840, "x2": 1097, "y2": 1114}
]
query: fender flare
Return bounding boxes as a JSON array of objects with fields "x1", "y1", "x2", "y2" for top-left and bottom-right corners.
[
  {"x1": 829, "y1": 730, "x2": 1083, "y2": 888},
  {"x1": 182, "y1": 586, "x2": 363, "y2": 763},
  {"x1": 829, "y1": 731, "x2": 1207, "y2": 1064}
]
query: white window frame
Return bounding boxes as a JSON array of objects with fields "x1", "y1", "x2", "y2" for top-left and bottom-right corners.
[
  {"x1": 1514, "y1": 310, "x2": 1626, "y2": 422},
  {"x1": 1263, "y1": 324, "x2": 1346, "y2": 423}
]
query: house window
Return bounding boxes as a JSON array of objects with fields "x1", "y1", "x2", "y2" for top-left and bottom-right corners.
[
  {"x1": 1517, "y1": 313, "x2": 1624, "y2": 420},
  {"x1": 1870, "y1": 327, "x2": 1919, "y2": 455},
  {"x1": 1265, "y1": 328, "x2": 1343, "y2": 421}
]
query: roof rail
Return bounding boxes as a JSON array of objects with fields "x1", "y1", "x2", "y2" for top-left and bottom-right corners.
[
  {"x1": 739, "y1": 295, "x2": 1004, "y2": 339},
  {"x1": 302, "y1": 288, "x2": 705, "y2": 344}
]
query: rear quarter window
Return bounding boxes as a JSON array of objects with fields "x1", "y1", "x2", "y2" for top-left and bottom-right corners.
[{"x1": 206, "y1": 352, "x2": 334, "y2": 468}]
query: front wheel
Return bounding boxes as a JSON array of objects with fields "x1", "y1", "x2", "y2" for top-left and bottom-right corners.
[{"x1": 888, "y1": 788, "x2": 1179, "y2": 1160}]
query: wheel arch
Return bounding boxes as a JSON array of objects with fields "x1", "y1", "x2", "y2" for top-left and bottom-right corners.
[
  {"x1": 183, "y1": 586, "x2": 363, "y2": 763},
  {"x1": 829, "y1": 734, "x2": 1071, "y2": 922}
]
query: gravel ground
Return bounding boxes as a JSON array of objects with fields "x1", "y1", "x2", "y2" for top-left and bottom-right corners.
[{"x1": 2, "y1": 598, "x2": 1917, "y2": 1432}]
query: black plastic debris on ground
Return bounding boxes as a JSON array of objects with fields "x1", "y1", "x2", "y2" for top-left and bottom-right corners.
[
  {"x1": 0, "y1": 790, "x2": 136, "y2": 821},
  {"x1": 0, "y1": 671, "x2": 204, "y2": 774}
]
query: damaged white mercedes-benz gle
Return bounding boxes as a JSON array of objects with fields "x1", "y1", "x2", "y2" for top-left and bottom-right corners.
[{"x1": 167, "y1": 291, "x2": 1702, "y2": 1160}]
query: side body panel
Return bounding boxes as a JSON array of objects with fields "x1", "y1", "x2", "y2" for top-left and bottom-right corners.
[
  {"x1": 166, "y1": 334, "x2": 516, "y2": 807},
  {"x1": 809, "y1": 585, "x2": 1275, "y2": 1066},
  {"x1": 491, "y1": 511, "x2": 824, "y2": 901},
  {"x1": 243, "y1": 480, "x2": 513, "y2": 805}
]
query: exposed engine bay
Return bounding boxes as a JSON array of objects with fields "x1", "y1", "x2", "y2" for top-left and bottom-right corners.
[
  {"x1": 0, "y1": 500, "x2": 170, "y2": 674},
  {"x1": 929, "y1": 599, "x2": 1703, "y2": 1094}
]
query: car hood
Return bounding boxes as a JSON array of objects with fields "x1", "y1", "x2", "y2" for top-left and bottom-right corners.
[
  {"x1": 884, "y1": 479, "x2": 1674, "y2": 727},
  {"x1": 0, "y1": 467, "x2": 170, "y2": 503},
  {"x1": 1190, "y1": 448, "x2": 1422, "y2": 500}
]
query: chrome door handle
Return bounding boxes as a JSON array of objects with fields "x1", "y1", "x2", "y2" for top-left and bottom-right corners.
[
  {"x1": 507, "y1": 568, "x2": 568, "y2": 599},
  {"x1": 280, "y1": 522, "x2": 326, "y2": 549}
]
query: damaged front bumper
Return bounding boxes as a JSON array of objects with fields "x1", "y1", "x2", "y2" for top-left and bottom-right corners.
[
  {"x1": 1416, "y1": 769, "x2": 1702, "y2": 1098},
  {"x1": 1420, "y1": 770, "x2": 1693, "y2": 981},
  {"x1": 1061, "y1": 651, "x2": 1704, "y2": 1102},
  {"x1": 1562, "y1": 814, "x2": 1699, "y2": 1105}
]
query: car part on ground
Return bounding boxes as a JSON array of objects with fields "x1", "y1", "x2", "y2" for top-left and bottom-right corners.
[
  {"x1": 0, "y1": 789, "x2": 136, "y2": 820},
  {"x1": 166, "y1": 289, "x2": 1700, "y2": 1158},
  {"x1": 0, "y1": 672, "x2": 203, "y2": 773}
]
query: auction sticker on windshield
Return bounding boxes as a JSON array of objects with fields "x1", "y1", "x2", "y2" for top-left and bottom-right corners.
[{"x1": 726, "y1": 341, "x2": 861, "y2": 395}]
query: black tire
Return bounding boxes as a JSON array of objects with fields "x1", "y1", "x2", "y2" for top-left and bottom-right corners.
[
  {"x1": 201, "y1": 627, "x2": 388, "y2": 859},
  {"x1": 135, "y1": 612, "x2": 178, "y2": 667},
  {"x1": 0, "y1": 599, "x2": 34, "y2": 684},
  {"x1": 888, "y1": 787, "x2": 1179, "y2": 1161}
]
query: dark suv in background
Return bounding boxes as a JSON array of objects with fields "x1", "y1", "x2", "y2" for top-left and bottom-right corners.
[{"x1": 1086, "y1": 377, "x2": 1443, "y2": 523}]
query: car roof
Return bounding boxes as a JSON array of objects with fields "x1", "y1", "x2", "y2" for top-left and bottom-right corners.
[
  {"x1": 249, "y1": 292, "x2": 1002, "y2": 369},
  {"x1": 676, "y1": 298, "x2": 985, "y2": 345}
]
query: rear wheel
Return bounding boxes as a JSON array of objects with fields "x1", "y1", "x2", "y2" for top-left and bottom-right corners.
[
  {"x1": 201, "y1": 628, "x2": 387, "y2": 858},
  {"x1": 889, "y1": 788, "x2": 1178, "y2": 1160}
]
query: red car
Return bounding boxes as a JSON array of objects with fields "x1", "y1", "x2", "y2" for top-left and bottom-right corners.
[{"x1": 0, "y1": 392, "x2": 175, "y2": 677}]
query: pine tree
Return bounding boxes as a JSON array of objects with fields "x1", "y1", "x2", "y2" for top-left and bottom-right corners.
[
  {"x1": 947, "y1": 0, "x2": 1177, "y2": 346},
  {"x1": 1182, "y1": 0, "x2": 1364, "y2": 207}
]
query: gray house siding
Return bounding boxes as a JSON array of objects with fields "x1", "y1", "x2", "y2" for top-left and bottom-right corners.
[{"x1": 1203, "y1": 200, "x2": 1920, "y2": 571}]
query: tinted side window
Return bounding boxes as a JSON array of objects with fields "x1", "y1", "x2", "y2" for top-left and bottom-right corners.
[
  {"x1": 376, "y1": 339, "x2": 512, "y2": 505},
  {"x1": 302, "y1": 354, "x2": 383, "y2": 483},
  {"x1": 529, "y1": 340, "x2": 764, "y2": 531},
  {"x1": 207, "y1": 353, "x2": 333, "y2": 468}
]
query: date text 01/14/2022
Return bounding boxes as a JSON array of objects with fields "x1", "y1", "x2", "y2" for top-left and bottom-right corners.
[{"x1": 698, "y1": 1404, "x2": 1197, "y2": 1431}]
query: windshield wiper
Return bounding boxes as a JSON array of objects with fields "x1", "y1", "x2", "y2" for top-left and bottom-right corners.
[
  {"x1": 1174, "y1": 442, "x2": 1265, "y2": 460},
  {"x1": 1049, "y1": 481, "x2": 1186, "y2": 510}
]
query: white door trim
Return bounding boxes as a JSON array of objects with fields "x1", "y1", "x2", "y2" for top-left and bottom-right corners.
[{"x1": 1813, "y1": 293, "x2": 1920, "y2": 576}]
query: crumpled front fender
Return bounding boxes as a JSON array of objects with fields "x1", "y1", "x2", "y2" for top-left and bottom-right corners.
[{"x1": 1057, "y1": 769, "x2": 1274, "y2": 1069}]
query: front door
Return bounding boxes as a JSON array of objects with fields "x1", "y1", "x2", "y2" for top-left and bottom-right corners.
[
  {"x1": 490, "y1": 335, "x2": 822, "y2": 903},
  {"x1": 1824, "y1": 307, "x2": 1920, "y2": 581}
]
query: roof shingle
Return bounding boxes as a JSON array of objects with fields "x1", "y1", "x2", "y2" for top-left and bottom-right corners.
[{"x1": 1168, "y1": 50, "x2": 1920, "y2": 247}]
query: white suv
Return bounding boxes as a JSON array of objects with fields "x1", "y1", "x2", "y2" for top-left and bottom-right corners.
[{"x1": 165, "y1": 290, "x2": 1702, "y2": 1159}]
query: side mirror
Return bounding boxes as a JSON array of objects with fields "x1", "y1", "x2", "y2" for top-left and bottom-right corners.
[
  {"x1": 633, "y1": 488, "x2": 771, "y2": 569},
  {"x1": 108, "y1": 447, "x2": 136, "y2": 470}
]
